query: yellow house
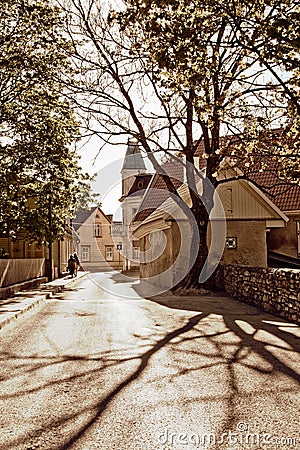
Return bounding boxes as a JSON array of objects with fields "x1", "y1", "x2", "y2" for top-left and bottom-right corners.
[
  {"x1": 72, "y1": 206, "x2": 123, "y2": 272},
  {"x1": 132, "y1": 161, "x2": 288, "y2": 292}
]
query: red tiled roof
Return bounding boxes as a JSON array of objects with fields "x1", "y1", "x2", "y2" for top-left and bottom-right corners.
[
  {"x1": 195, "y1": 131, "x2": 300, "y2": 212},
  {"x1": 158, "y1": 160, "x2": 185, "y2": 182},
  {"x1": 134, "y1": 162, "x2": 184, "y2": 221},
  {"x1": 249, "y1": 168, "x2": 300, "y2": 211},
  {"x1": 127, "y1": 174, "x2": 152, "y2": 197},
  {"x1": 134, "y1": 130, "x2": 299, "y2": 222}
]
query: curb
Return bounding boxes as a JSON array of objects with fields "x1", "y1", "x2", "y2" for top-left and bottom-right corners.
[
  {"x1": 0, "y1": 277, "x2": 48, "y2": 300},
  {"x1": 0, "y1": 271, "x2": 89, "y2": 331}
]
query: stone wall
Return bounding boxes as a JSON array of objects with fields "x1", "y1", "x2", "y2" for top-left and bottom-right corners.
[{"x1": 215, "y1": 265, "x2": 300, "y2": 324}]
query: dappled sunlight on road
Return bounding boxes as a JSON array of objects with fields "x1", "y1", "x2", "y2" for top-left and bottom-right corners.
[{"x1": 0, "y1": 274, "x2": 299, "y2": 449}]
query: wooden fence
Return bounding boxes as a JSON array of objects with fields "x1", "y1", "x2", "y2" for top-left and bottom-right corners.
[{"x1": 0, "y1": 258, "x2": 46, "y2": 287}]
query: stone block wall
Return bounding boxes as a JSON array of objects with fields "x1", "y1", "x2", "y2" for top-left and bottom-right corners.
[{"x1": 215, "y1": 265, "x2": 300, "y2": 324}]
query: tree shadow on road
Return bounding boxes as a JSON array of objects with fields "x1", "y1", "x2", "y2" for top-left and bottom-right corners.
[
  {"x1": 59, "y1": 311, "x2": 208, "y2": 449},
  {"x1": 0, "y1": 291, "x2": 299, "y2": 449},
  {"x1": 59, "y1": 293, "x2": 300, "y2": 449},
  {"x1": 0, "y1": 305, "x2": 210, "y2": 449},
  {"x1": 147, "y1": 292, "x2": 300, "y2": 448}
]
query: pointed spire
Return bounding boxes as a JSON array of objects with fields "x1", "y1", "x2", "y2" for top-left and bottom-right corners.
[{"x1": 121, "y1": 138, "x2": 146, "y2": 171}]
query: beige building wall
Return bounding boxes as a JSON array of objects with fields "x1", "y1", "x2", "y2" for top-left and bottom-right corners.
[
  {"x1": 76, "y1": 208, "x2": 123, "y2": 271},
  {"x1": 268, "y1": 213, "x2": 300, "y2": 258},
  {"x1": 139, "y1": 218, "x2": 268, "y2": 288},
  {"x1": 134, "y1": 175, "x2": 288, "y2": 284},
  {"x1": 140, "y1": 221, "x2": 193, "y2": 289},
  {"x1": 95, "y1": 216, "x2": 121, "y2": 268},
  {"x1": 77, "y1": 210, "x2": 106, "y2": 270},
  {"x1": 220, "y1": 220, "x2": 267, "y2": 267},
  {"x1": 140, "y1": 227, "x2": 174, "y2": 288}
]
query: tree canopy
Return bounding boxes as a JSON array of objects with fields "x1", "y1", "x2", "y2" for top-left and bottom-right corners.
[
  {"x1": 0, "y1": 0, "x2": 87, "y2": 247},
  {"x1": 114, "y1": 0, "x2": 299, "y2": 173},
  {"x1": 57, "y1": 0, "x2": 300, "y2": 286},
  {"x1": 62, "y1": 0, "x2": 299, "y2": 178}
]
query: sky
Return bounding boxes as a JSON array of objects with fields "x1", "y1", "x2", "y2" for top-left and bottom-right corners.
[
  {"x1": 77, "y1": 136, "x2": 152, "y2": 221},
  {"x1": 77, "y1": 137, "x2": 126, "y2": 221}
]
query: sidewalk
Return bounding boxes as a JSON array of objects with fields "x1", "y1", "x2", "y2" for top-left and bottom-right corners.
[{"x1": 0, "y1": 271, "x2": 88, "y2": 330}]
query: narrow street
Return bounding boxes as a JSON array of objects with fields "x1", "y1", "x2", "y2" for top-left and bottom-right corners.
[{"x1": 0, "y1": 272, "x2": 299, "y2": 450}]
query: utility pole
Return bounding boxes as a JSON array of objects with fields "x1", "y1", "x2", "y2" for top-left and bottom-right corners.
[{"x1": 48, "y1": 195, "x2": 53, "y2": 281}]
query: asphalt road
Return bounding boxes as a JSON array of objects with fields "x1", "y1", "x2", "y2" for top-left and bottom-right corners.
[{"x1": 0, "y1": 272, "x2": 299, "y2": 450}]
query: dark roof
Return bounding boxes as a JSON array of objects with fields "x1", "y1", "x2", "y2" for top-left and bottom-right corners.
[
  {"x1": 249, "y1": 168, "x2": 300, "y2": 211},
  {"x1": 72, "y1": 206, "x2": 114, "y2": 230},
  {"x1": 72, "y1": 207, "x2": 97, "y2": 231},
  {"x1": 121, "y1": 140, "x2": 146, "y2": 170},
  {"x1": 134, "y1": 162, "x2": 184, "y2": 222},
  {"x1": 127, "y1": 174, "x2": 153, "y2": 197},
  {"x1": 268, "y1": 251, "x2": 300, "y2": 269},
  {"x1": 119, "y1": 174, "x2": 152, "y2": 202},
  {"x1": 195, "y1": 131, "x2": 300, "y2": 212}
]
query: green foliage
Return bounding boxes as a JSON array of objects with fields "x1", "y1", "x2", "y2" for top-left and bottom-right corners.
[
  {"x1": 115, "y1": 0, "x2": 299, "y2": 183},
  {"x1": 63, "y1": 0, "x2": 299, "y2": 287},
  {"x1": 0, "y1": 0, "x2": 85, "y2": 245},
  {"x1": 73, "y1": 178, "x2": 101, "y2": 212}
]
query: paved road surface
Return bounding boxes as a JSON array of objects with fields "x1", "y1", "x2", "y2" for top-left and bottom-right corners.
[{"x1": 0, "y1": 272, "x2": 299, "y2": 449}]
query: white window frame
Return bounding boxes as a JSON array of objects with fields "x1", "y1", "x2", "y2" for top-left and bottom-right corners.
[
  {"x1": 105, "y1": 246, "x2": 113, "y2": 261},
  {"x1": 133, "y1": 246, "x2": 140, "y2": 259},
  {"x1": 81, "y1": 246, "x2": 90, "y2": 262}
]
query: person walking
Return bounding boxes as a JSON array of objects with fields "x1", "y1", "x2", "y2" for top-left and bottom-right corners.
[
  {"x1": 67, "y1": 255, "x2": 76, "y2": 277},
  {"x1": 73, "y1": 252, "x2": 80, "y2": 276}
]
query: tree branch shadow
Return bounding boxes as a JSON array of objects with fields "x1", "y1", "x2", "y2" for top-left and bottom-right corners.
[{"x1": 1, "y1": 291, "x2": 299, "y2": 449}]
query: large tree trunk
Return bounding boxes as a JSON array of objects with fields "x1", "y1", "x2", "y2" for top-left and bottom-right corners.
[
  {"x1": 173, "y1": 231, "x2": 209, "y2": 290},
  {"x1": 172, "y1": 201, "x2": 212, "y2": 291}
]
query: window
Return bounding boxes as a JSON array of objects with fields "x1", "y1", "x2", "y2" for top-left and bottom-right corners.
[
  {"x1": 133, "y1": 246, "x2": 140, "y2": 259},
  {"x1": 81, "y1": 246, "x2": 90, "y2": 262},
  {"x1": 105, "y1": 246, "x2": 113, "y2": 261},
  {"x1": 95, "y1": 223, "x2": 102, "y2": 237},
  {"x1": 224, "y1": 188, "x2": 233, "y2": 214}
]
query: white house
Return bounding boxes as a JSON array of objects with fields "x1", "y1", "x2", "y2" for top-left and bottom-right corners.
[{"x1": 119, "y1": 139, "x2": 148, "y2": 270}]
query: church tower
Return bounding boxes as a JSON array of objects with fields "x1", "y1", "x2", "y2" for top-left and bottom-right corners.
[
  {"x1": 121, "y1": 138, "x2": 146, "y2": 197},
  {"x1": 120, "y1": 138, "x2": 146, "y2": 270}
]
